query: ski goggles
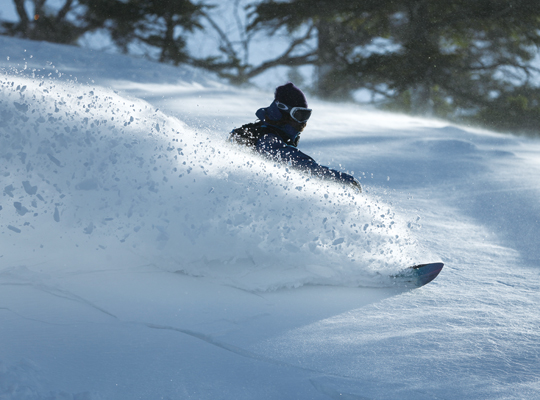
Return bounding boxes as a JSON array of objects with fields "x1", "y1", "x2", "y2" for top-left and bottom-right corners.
[{"x1": 275, "y1": 101, "x2": 312, "y2": 123}]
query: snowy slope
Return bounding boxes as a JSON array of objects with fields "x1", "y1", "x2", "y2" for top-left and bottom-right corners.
[{"x1": 1, "y1": 36, "x2": 540, "y2": 400}]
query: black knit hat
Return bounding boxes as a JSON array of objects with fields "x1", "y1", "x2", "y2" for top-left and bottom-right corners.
[{"x1": 274, "y1": 82, "x2": 308, "y2": 108}]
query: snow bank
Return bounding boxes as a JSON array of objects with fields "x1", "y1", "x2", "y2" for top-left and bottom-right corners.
[
  {"x1": 0, "y1": 67, "x2": 423, "y2": 291},
  {"x1": 2, "y1": 36, "x2": 540, "y2": 400}
]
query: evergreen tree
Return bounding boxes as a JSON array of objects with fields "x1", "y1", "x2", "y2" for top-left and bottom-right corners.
[
  {"x1": 1, "y1": 0, "x2": 88, "y2": 44},
  {"x1": 251, "y1": 0, "x2": 540, "y2": 135},
  {"x1": 191, "y1": 0, "x2": 317, "y2": 86},
  {"x1": 80, "y1": 0, "x2": 207, "y2": 65},
  {"x1": 251, "y1": 0, "x2": 392, "y2": 99}
]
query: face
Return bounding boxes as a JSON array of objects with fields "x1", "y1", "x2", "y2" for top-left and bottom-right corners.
[
  {"x1": 295, "y1": 120, "x2": 307, "y2": 132},
  {"x1": 275, "y1": 101, "x2": 312, "y2": 124},
  {"x1": 280, "y1": 113, "x2": 307, "y2": 132}
]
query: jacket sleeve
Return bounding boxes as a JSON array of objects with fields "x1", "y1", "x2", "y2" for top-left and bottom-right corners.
[{"x1": 256, "y1": 134, "x2": 361, "y2": 191}]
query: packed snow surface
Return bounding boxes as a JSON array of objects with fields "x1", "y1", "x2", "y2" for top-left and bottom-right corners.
[{"x1": 1, "y1": 36, "x2": 540, "y2": 399}]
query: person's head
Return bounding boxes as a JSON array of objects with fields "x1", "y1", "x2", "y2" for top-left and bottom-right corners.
[
  {"x1": 274, "y1": 82, "x2": 308, "y2": 110},
  {"x1": 257, "y1": 82, "x2": 312, "y2": 132}
]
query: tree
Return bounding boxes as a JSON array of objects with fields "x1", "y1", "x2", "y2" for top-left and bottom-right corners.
[
  {"x1": 250, "y1": 0, "x2": 391, "y2": 99},
  {"x1": 342, "y1": 0, "x2": 540, "y2": 120},
  {"x1": 1, "y1": 0, "x2": 88, "y2": 44},
  {"x1": 250, "y1": 0, "x2": 540, "y2": 135},
  {"x1": 190, "y1": 0, "x2": 317, "y2": 85},
  {"x1": 80, "y1": 0, "x2": 207, "y2": 65}
]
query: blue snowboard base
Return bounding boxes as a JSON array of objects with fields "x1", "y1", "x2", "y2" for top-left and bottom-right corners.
[{"x1": 392, "y1": 262, "x2": 444, "y2": 288}]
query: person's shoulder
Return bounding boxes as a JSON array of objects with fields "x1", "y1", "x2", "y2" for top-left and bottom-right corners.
[
  {"x1": 230, "y1": 121, "x2": 270, "y2": 147},
  {"x1": 256, "y1": 130, "x2": 286, "y2": 148},
  {"x1": 232, "y1": 121, "x2": 260, "y2": 133}
]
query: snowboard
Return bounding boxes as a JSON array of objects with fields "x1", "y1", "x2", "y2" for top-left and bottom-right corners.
[{"x1": 392, "y1": 262, "x2": 444, "y2": 288}]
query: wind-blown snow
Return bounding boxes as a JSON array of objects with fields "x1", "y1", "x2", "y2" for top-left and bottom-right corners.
[
  {"x1": 1, "y1": 36, "x2": 540, "y2": 400},
  {"x1": 0, "y1": 60, "x2": 421, "y2": 291}
]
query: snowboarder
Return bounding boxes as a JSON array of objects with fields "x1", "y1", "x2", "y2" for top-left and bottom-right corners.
[{"x1": 229, "y1": 82, "x2": 361, "y2": 192}]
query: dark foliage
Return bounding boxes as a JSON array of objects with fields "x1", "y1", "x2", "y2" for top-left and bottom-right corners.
[
  {"x1": 251, "y1": 0, "x2": 540, "y2": 135},
  {"x1": 80, "y1": 0, "x2": 206, "y2": 65},
  {"x1": 1, "y1": 0, "x2": 206, "y2": 66},
  {"x1": 1, "y1": 0, "x2": 88, "y2": 44},
  {"x1": 190, "y1": 1, "x2": 317, "y2": 85},
  {"x1": 2, "y1": 0, "x2": 540, "y2": 135}
]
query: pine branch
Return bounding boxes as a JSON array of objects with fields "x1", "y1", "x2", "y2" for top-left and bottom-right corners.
[{"x1": 57, "y1": 0, "x2": 74, "y2": 22}]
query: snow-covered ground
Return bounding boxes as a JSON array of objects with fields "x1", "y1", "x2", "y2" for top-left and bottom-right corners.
[{"x1": 1, "y1": 36, "x2": 539, "y2": 400}]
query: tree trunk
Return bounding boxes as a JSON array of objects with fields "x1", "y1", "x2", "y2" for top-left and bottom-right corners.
[
  {"x1": 316, "y1": 20, "x2": 339, "y2": 99},
  {"x1": 406, "y1": 1, "x2": 436, "y2": 115},
  {"x1": 12, "y1": 0, "x2": 29, "y2": 35},
  {"x1": 315, "y1": 19, "x2": 356, "y2": 100}
]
